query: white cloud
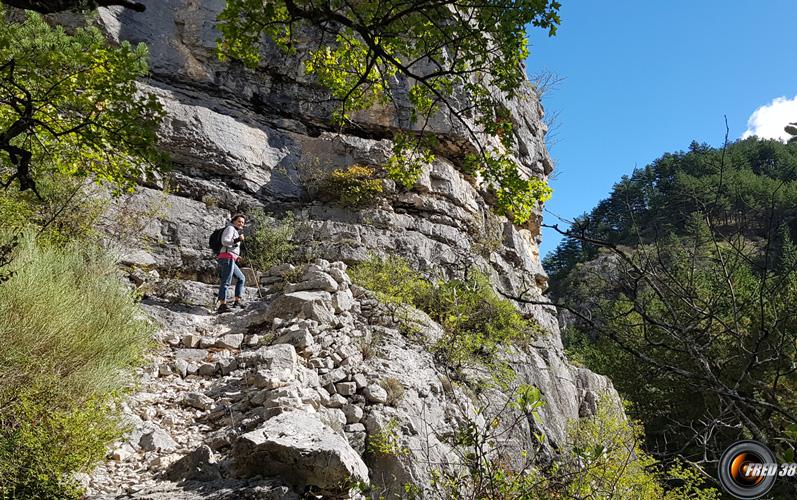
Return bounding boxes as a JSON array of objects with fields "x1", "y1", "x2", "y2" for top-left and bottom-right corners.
[{"x1": 741, "y1": 95, "x2": 797, "y2": 141}]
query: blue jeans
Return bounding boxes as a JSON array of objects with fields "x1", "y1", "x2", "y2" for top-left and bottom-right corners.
[{"x1": 217, "y1": 258, "x2": 245, "y2": 301}]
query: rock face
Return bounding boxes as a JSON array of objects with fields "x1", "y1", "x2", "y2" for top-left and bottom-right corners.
[
  {"x1": 73, "y1": 0, "x2": 555, "y2": 330},
  {"x1": 55, "y1": 1, "x2": 626, "y2": 498}
]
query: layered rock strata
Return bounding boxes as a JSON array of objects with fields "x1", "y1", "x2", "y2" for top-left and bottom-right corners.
[{"x1": 75, "y1": 0, "x2": 556, "y2": 327}]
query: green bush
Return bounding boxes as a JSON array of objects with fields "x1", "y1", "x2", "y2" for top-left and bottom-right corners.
[
  {"x1": 351, "y1": 255, "x2": 536, "y2": 379},
  {"x1": 0, "y1": 175, "x2": 108, "y2": 247},
  {"x1": 562, "y1": 399, "x2": 663, "y2": 498},
  {"x1": 367, "y1": 418, "x2": 408, "y2": 458},
  {"x1": 560, "y1": 398, "x2": 719, "y2": 499},
  {"x1": 0, "y1": 233, "x2": 152, "y2": 497},
  {"x1": 0, "y1": 395, "x2": 122, "y2": 500},
  {"x1": 320, "y1": 165, "x2": 383, "y2": 207},
  {"x1": 349, "y1": 254, "x2": 432, "y2": 307},
  {"x1": 423, "y1": 272, "x2": 534, "y2": 368},
  {"x1": 244, "y1": 209, "x2": 299, "y2": 271}
]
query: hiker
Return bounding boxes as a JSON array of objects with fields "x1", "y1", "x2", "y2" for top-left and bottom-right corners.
[{"x1": 216, "y1": 214, "x2": 246, "y2": 313}]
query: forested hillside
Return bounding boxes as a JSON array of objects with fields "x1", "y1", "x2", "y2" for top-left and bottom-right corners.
[
  {"x1": 545, "y1": 137, "x2": 797, "y2": 494},
  {"x1": 546, "y1": 138, "x2": 797, "y2": 288}
]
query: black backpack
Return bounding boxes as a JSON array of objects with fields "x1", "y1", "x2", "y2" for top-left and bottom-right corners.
[{"x1": 209, "y1": 226, "x2": 226, "y2": 254}]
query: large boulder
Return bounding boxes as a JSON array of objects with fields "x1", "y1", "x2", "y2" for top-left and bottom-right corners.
[
  {"x1": 244, "y1": 344, "x2": 299, "y2": 389},
  {"x1": 231, "y1": 410, "x2": 369, "y2": 494},
  {"x1": 166, "y1": 445, "x2": 222, "y2": 482},
  {"x1": 265, "y1": 291, "x2": 334, "y2": 323}
]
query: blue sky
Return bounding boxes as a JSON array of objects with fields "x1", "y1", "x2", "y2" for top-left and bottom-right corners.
[{"x1": 524, "y1": 1, "x2": 797, "y2": 257}]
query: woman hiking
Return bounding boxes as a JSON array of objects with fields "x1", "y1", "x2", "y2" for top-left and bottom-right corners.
[{"x1": 216, "y1": 213, "x2": 246, "y2": 313}]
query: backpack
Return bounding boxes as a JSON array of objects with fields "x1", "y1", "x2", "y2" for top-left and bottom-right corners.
[{"x1": 209, "y1": 226, "x2": 226, "y2": 254}]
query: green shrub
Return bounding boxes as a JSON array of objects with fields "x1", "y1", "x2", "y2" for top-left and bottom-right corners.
[
  {"x1": 0, "y1": 233, "x2": 152, "y2": 496},
  {"x1": 0, "y1": 395, "x2": 123, "y2": 500},
  {"x1": 321, "y1": 165, "x2": 383, "y2": 207},
  {"x1": 351, "y1": 255, "x2": 536, "y2": 380},
  {"x1": 367, "y1": 418, "x2": 409, "y2": 458},
  {"x1": 0, "y1": 233, "x2": 152, "y2": 402},
  {"x1": 561, "y1": 398, "x2": 719, "y2": 499},
  {"x1": 423, "y1": 271, "x2": 534, "y2": 369},
  {"x1": 244, "y1": 209, "x2": 299, "y2": 271},
  {"x1": 562, "y1": 399, "x2": 663, "y2": 498},
  {"x1": 0, "y1": 175, "x2": 108, "y2": 247},
  {"x1": 348, "y1": 254, "x2": 432, "y2": 307}
]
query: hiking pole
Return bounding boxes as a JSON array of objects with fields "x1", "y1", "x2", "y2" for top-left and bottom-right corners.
[
  {"x1": 237, "y1": 232, "x2": 263, "y2": 299},
  {"x1": 240, "y1": 265, "x2": 263, "y2": 299}
]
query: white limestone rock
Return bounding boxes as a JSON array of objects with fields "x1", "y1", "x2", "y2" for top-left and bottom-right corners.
[{"x1": 232, "y1": 410, "x2": 369, "y2": 494}]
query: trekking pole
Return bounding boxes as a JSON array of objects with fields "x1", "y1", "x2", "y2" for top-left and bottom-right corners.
[
  {"x1": 238, "y1": 230, "x2": 263, "y2": 300},
  {"x1": 239, "y1": 265, "x2": 263, "y2": 299},
  {"x1": 253, "y1": 266, "x2": 263, "y2": 299}
]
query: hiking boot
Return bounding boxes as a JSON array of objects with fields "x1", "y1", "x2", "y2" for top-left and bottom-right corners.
[
  {"x1": 217, "y1": 303, "x2": 232, "y2": 314},
  {"x1": 231, "y1": 301, "x2": 245, "y2": 309}
]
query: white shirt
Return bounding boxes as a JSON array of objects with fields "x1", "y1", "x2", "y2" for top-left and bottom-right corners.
[{"x1": 220, "y1": 225, "x2": 242, "y2": 258}]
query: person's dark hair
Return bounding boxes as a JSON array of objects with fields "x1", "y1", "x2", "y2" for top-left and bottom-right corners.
[{"x1": 231, "y1": 213, "x2": 246, "y2": 223}]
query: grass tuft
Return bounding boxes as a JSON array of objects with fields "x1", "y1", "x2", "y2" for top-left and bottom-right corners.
[{"x1": 0, "y1": 232, "x2": 152, "y2": 498}]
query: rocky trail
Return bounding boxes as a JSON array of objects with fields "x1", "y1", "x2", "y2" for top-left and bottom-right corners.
[{"x1": 84, "y1": 259, "x2": 478, "y2": 499}]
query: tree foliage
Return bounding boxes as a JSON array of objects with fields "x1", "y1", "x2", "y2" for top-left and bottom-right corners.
[
  {"x1": 544, "y1": 138, "x2": 797, "y2": 289},
  {"x1": 0, "y1": 172, "x2": 108, "y2": 247},
  {"x1": 217, "y1": 0, "x2": 558, "y2": 223},
  {"x1": 243, "y1": 208, "x2": 300, "y2": 272},
  {"x1": 787, "y1": 121, "x2": 797, "y2": 144},
  {"x1": 560, "y1": 225, "x2": 797, "y2": 464},
  {"x1": 543, "y1": 137, "x2": 797, "y2": 495},
  {"x1": 0, "y1": 9, "x2": 163, "y2": 196}
]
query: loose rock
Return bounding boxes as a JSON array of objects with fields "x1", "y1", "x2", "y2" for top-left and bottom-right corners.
[{"x1": 232, "y1": 410, "x2": 369, "y2": 494}]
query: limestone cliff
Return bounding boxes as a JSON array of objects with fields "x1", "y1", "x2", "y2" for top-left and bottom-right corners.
[{"x1": 60, "y1": 1, "x2": 623, "y2": 497}]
